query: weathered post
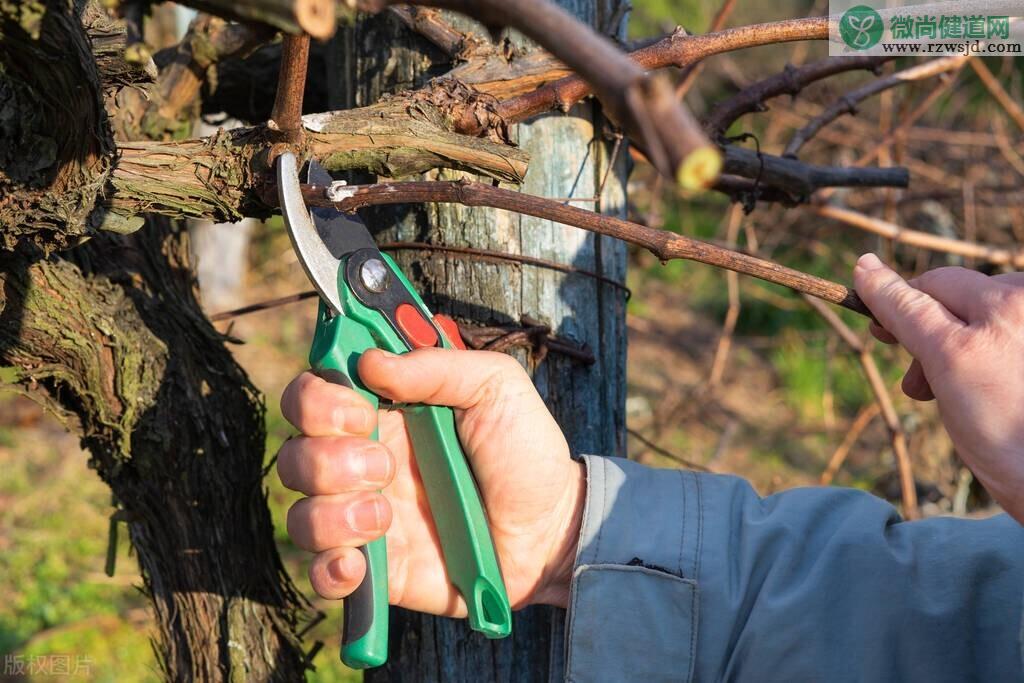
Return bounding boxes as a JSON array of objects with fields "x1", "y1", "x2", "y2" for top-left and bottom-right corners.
[{"x1": 334, "y1": 3, "x2": 629, "y2": 680}]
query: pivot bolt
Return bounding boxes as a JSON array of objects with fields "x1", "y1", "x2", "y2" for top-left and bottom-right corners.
[{"x1": 360, "y1": 258, "x2": 390, "y2": 293}]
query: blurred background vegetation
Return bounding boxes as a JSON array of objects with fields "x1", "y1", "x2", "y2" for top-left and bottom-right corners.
[{"x1": 3, "y1": 0, "x2": 1021, "y2": 679}]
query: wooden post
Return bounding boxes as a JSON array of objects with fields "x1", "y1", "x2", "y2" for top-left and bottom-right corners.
[{"x1": 333, "y1": 3, "x2": 628, "y2": 680}]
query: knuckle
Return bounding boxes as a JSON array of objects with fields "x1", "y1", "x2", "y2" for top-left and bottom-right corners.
[
  {"x1": 308, "y1": 560, "x2": 333, "y2": 596},
  {"x1": 286, "y1": 498, "x2": 313, "y2": 548},
  {"x1": 886, "y1": 287, "x2": 931, "y2": 319},
  {"x1": 279, "y1": 374, "x2": 307, "y2": 422},
  {"x1": 304, "y1": 498, "x2": 340, "y2": 550},
  {"x1": 866, "y1": 272, "x2": 901, "y2": 300},
  {"x1": 302, "y1": 440, "x2": 329, "y2": 489},
  {"x1": 303, "y1": 500, "x2": 330, "y2": 547},
  {"x1": 492, "y1": 352, "x2": 530, "y2": 389},
  {"x1": 276, "y1": 438, "x2": 299, "y2": 488},
  {"x1": 280, "y1": 437, "x2": 333, "y2": 493},
  {"x1": 308, "y1": 556, "x2": 347, "y2": 598},
  {"x1": 378, "y1": 494, "x2": 393, "y2": 526},
  {"x1": 492, "y1": 350, "x2": 524, "y2": 374},
  {"x1": 858, "y1": 267, "x2": 896, "y2": 292}
]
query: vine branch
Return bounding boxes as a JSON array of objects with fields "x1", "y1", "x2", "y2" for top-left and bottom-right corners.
[
  {"x1": 705, "y1": 55, "x2": 893, "y2": 136},
  {"x1": 391, "y1": 0, "x2": 721, "y2": 188},
  {"x1": 785, "y1": 55, "x2": 969, "y2": 157},
  {"x1": 814, "y1": 205, "x2": 1024, "y2": 268},
  {"x1": 268, "y1": 33, "x2": 311, "y2": 144},
  {"x1": 294, "y1": 179, "x2": 871, "y2": 316},
  {"x1": 494, "y1": 18, "x2": 830, "y2": 132},
  {"x1": 802, "y1": 294, "x2": 919, "y2": 520}
]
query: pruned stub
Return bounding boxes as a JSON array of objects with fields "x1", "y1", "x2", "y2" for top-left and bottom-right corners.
[{"x1": 410, "y1": 77, "x2": 511, "y2": 144}]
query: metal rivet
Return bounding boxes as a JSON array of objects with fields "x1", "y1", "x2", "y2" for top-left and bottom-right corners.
[{"x1": 360, "y1": 258, "x2": 390, "y2": 293}]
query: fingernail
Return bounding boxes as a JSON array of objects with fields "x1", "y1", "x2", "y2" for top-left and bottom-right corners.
[
  {"x1": 359, "y1": 445, "x2": 391, "y2": 483},
  {"x1": 327, "y1": 556, "x2": 348, "y2": 583},
  {"x1": 327, "y1": 553, "x2": 362, "y2": 584},
  {"x1": 856, "y1": 253, "x2": 884, "y2": 271},
  {"x1": 334, "y1": 405, "x2": 372, "y2": 433},
  {"x1": 375, "y1": 349, "x2": 398, "y2": 358},
  {"x1": 347, "y1": 498, "x2": 384, "y2": 533}
]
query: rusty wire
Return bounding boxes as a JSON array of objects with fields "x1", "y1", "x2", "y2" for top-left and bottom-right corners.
[{"x1": 378, "y1": 242, "x2": 631, "y2": 299}]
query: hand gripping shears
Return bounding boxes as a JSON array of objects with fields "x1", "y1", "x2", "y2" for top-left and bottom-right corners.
[{"x1": 276, "y1": 152, "x2": 512, "y2": 668}]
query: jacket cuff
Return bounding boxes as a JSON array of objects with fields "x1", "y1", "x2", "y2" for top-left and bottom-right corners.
[{"x1": 564, "y1": 454, "x2": 702, "y2": 682}]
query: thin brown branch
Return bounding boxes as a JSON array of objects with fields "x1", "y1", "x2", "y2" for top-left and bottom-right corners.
[
  {"x1": 784, "y1": 55, "x2": 968, "y2": 157},
  {"x1": 708, "y1": 205, "x2": 743, "y2": 388},
  {"x1": 301, "y1": 179, "x2": 870, "y2": 316},
  {"x1": 969, "y1": 59, "x2": 1024, "y2": 132},
  {"x1": 627, "y1": 428, "x2": 712, "y2": 472},
  {"x1": 387, "y1": 6, "x2": 479, "y2": 58},
  {"x1": 993, "y1": 116, "x2": 1024, "y2": 178},
  {"x1": 820, "y1": 403, "x2": 880, "y2": 485},
  {"x1": 723, "y1": 147, "x2": 909, "y2": 198},
  {"x1": 814, "y1": 204, "x2": 1024, "y2": 268},
  {"x1": 630, "y1": 143, "x2": 908, "y2": 204},
  {"x1": 268, "y1": 34, "x2": 310, "y2": 145},
  {"x1": 827, "y1": 69, "x2": 958, "y2": 179},
  {"x1": 209, "y1": 290, "x2": 318, "y2": 321},
  {"x1": 378, "y1": 242, "x2": 631, "y2": 297},
  {"x1": 674, "y1": 0, "x2": 738, "y2": 100},
  {"x1": 209, "y1": 291, "x2": 595, "y2": 363},
  {"x1": 496, "y1": 18, "x2": 829, "y2": 131},
  {"x1": 962, "y1": 180, "x2": 978, "y2": 269},
  {"x1": 802, "y1": 294, "x2": 919, "y2": 519},
  {"x1": 705, "y1": 55, "x2": 892, "y2": 136},
  {"x1": 209, "y1": 239, "x2": 632, "y2": 322}
]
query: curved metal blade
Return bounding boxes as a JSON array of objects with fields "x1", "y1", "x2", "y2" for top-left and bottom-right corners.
[
  {"x1": 306, "y1": 159, "x2": 377, "y2": 258},
  {"x1": 277, "y1": 152, "x2": 345, "y2": 314}
]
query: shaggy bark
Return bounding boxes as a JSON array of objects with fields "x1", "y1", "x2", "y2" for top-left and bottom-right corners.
[
  {"x1": 0, "y1": 225, "x2": 315, "y2": 680},
  {"x1": 0, "y1": 0, "x2": 114, "y2": 250},
  {"x1": 104, "y1": 104, "x2": 528, "y2": 228},
  {"x1": 2, "y1": 3, "x2": 529, "y2": 249},
  {"x1": 1, "y1": 2, "x2": 313, "y2": 679}
]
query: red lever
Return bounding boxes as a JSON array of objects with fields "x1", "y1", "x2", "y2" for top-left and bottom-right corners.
[
  {"x1": 434, "y1": 314, "x2": 466, "y2": 350},
  {"x1": 395, "y1": 303, "x2": 439, "y2": 349}
]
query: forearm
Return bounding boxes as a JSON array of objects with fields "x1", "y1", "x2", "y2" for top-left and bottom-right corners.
[{"x1": 563, "y1": 455, "x2": 1024, "y2": 682}]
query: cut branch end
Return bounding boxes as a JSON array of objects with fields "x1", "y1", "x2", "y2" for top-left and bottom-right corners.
[
  {"x1": 296, "y1": 0, "x2": 338, "y2": 38},
  {"x1": 678, "y1": 146, "x2": 723, "y2": 190}
]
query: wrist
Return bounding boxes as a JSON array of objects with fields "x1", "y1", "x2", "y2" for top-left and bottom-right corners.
[{"x1": 532, "y1": 459, "x2": 586, "y2": 608}]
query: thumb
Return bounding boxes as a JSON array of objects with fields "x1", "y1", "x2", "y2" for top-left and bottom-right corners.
[
  {"x1": 358, "y1": 347, "x2": 526, "y2": 409},
  {"x1": 854, "y1": 253, "x2": 964, "y2": 364}
]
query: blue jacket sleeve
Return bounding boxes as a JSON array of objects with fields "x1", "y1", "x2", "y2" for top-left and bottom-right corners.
[{"x1": 565, "y1": 455, "x2": 1024, "y2": 683}]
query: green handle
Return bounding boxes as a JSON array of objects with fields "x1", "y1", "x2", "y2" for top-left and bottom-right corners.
[
  {"x1": 308, "y1": 305, "x2": 390, "y2": 669},
  {"x1": 403, "y1": 403, "x2": 512, "y2": 637},
  {"x1": 310, "y1": 253, "x2": 511, "y2": 669}
]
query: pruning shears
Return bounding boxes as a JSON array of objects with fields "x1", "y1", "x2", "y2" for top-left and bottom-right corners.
[{"x1": 276, "y1": 152, "x2": 512, "y2": 669}]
